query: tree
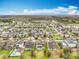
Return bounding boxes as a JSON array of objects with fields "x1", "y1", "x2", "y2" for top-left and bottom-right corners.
[
  {"x1": 63, "y1": 48, "x2": 71, "y2": 59},
  {"x1": 44, "y1": 42, "x2": 48, "y2": 57},
  {"x1": 28, "y1": 32, "x2": 32, "y2": 37},
  {"x1": 58, "y1": 42, "x2": 62, "y2": 49},
  {"x1": 64, "y1": 53, "x2": 72, "y2": 59},
  {"x1": 43, "y1": 32, "x2": 49, "y2": 57},
  {"x1": 60, "y1": 53, "x2": 64, "y2": 58},
  {"x1": 63, "y1": 48, "x2": 70, "y2": 55},
  {"x1": 30, "y1": 50, "x2": 36, "y2": 57},
  {"x1": 47, "y1": 51, "x2": 51, "y2": 57},
  {"x1": 20, "y1": 55, "x2": 24, "y2": 59}
]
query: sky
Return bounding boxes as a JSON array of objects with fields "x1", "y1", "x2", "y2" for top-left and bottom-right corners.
[{"x1": 0, "y1": 0, "x2": 79, "y2": 15}]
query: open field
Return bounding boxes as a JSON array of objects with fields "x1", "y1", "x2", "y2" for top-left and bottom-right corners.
[{"x1": 0, "y1": 49, "x2": 77, "y2": 59}]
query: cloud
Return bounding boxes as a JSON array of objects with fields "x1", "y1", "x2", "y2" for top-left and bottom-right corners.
[
  {"x1": 23, "y1": 6, "x2": 79, "y2": 15},
  {"x1": 24, "y1": 9, "x2": 28, "y2": 13},
  {"x1": 69, "y1": 6, "x2": 78, "y2": 9},
  {"x1": 23, "y1": 9, "x2": 60, "y2": 15},
  {"x1": 1, "y1": 5, "x2": 79, "y2": 15},
  {"x1": 68, "y1": 9, "x2": 78, "y2": 15}
]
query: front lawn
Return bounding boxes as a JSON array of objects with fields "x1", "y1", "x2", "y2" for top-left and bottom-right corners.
[{"x1": 51, "y1": 34, "x2": 62, "y2": 39}]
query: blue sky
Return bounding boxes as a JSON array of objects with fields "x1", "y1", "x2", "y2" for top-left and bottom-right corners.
[{"x1": 0, "y1": 0, "x2": 79, "y2": 15}]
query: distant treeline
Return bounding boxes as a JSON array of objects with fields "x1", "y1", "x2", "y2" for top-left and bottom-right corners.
[
  {"x1": 0, "y1": 18, "x2": 13, "y2": 23},
  {"x1": 0, "y1": 15, "x2": 79, "y2": 24},
  {"x1": 52, "y1": 16, "x2": 79, "y2": 24}
]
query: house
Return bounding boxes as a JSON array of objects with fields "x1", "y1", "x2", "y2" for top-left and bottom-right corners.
[
  {"x1": 36, "y1": 40, "x2": 45, "y2": 50},
  {"x1": 10, "y1": 40, "x2": 25, "y2": 57},
  {"x1": 62, "y1": 39, "x2": 77, "y2": 48},
  {"x1": 48, "y1": 40, "x2": 59, "y2": 50},
  {"x1": 24, "y1": 40, "x2": 34, "y2": 50},
  {"x1": 4, "y1": 40, "x2": 15, "y2": 50},
  {"x1": 0, "y1": 40, "x2": 5, "y2": 50}
]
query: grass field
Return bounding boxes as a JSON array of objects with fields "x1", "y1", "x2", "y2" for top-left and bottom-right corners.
[
  {"x1": 51, "y1": 33, "x2": 62, "y2": 39},
  {"x1": 0, "y1": 49, "x2": 77, "y2": 59}
]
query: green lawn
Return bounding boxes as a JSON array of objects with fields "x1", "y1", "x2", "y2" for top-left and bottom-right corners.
[
  {"x1": 23, "y1": 50, "x2": 49, "y2": 59},
  {"x1": 0, "y1": 49, "x2": 11, "y2": 59},
  {"x1": 0, "y1": 49, "x2": 77, "y2": 59},
  {"x1": 0, "y1": 49, "x2": 11, "y2": 55},
  {"x1": 51, "y1": 33, "x2": 62, "y2": 39}
]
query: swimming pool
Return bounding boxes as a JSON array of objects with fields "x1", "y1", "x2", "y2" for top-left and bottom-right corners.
[{"x1": 10, "y1": 49, "x2": 21, "y2": 56}]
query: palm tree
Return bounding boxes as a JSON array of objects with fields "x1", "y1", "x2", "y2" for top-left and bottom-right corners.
[
  {"x1": 43, "y1": 32, "x2": 52, "y2": 57},
  {"x1": 44, "y1": 42, "x2": 51, "y2": 57},
  {"x1": 65, "y1": 53, "x2": 72, "y2": 59},
  {"x1": 63, "y1": 48, "x2": 69, "y2": 55},
  {"x1": 77, "y1": 38, "x2": 79, "y2": 59},
  {"x1": 28, "y1": 32, "x2": 32, "y2": 40},
  {"x1": 63, "y1": 48, "x2": 70, "y2": 59},
  {"x1": 60, "y1": 53, "x2": 64, "y2": 58},
  {"x1": 20, "y1": 54, "x2": 24, "y2": 59},
  {"x1": 38, "y1": 34, "x2": 41, "y2": 40},
  {"x1": 43, "y1": 33, "x2": 48, "y2": 56},
  {"x1": 28, "y1": 32, "x2": 32, "y2": 37},
  {"x1": 30, "y1": 41, "x2": 36, "y2": 58},
  {"x1": 30, "y1": 50, "x2": 36, "y2": 57},
  {"x1": 44, "y1": 32, "x2": 49, "y2": 43},
  {"x1": 44, "y1": 42, "x2": 48, "y2": 56},
  {"x1": 58, "y1": 42, "x2": 62, "y2": 49},
  {"x1": 47, "y1": 51, "x2": 51, "y2": 57}
]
